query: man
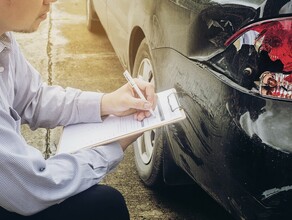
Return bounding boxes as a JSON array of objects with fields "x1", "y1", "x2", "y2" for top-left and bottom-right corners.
[{"x1": 0, "y1": 0, "x2": 156, "y2": 219}]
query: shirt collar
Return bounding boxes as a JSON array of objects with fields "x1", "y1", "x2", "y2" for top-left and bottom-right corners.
[{"x1": 0, "y1": 33, "x2": 11, "y2": 53}]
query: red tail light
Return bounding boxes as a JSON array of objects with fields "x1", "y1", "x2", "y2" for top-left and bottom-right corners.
[{"x1": 225, "y1": 17, "x2": 292, "y2": 99}]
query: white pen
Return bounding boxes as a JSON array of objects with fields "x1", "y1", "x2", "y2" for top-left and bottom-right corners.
[{"x1": 123, "y1": 70, "x2": 156, "y2": 117}]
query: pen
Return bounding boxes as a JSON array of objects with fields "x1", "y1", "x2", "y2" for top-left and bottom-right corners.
[{"x1": 123, "y1": 70, "x2": 156, "y2": 117}]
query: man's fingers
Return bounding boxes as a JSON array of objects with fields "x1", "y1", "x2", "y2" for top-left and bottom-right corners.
[
  {"x1": 128, "y1": 96, "x2": 153, "y2": 111},
  {"x1": 133, "y1": 78, "x2": 155, "y2": 103},
  {"x1": 134, "y1": 111, "x2": 150, "y2": 121}
]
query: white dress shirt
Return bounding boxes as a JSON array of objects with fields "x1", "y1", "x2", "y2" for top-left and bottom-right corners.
[{"x1": 0, "y1": 32, "x2": 124, "y2": 216}]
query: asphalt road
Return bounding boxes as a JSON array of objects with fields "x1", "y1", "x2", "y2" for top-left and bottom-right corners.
[{"x1": 15, "y1": 0, "x2": 234, "y2": 219}]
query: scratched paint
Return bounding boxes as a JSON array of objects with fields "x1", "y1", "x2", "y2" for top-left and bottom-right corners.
[{"x1": 262, "y1": 185, "x2": 292, "y2": 199}]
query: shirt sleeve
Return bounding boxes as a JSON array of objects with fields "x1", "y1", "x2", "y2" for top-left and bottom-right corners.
[
  {"x1": 0, "y1": 105, "x2": 124, "y2": 215},
  {"x1": 0, "y1": 33, "x2": 125, "y2": 216},
  {"x1": 10, "y1": 34, "x2": 102, "y2": 129}
]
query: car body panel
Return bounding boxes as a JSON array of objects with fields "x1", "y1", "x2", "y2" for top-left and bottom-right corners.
[
  {"x1": 152, "y1": 46, "x2": 292, "y2": 219},
  {"x1": 90, "y1": 0, "x2": 292, "y2": 218}
]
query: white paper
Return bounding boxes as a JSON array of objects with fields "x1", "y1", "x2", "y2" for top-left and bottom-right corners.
[{"x1": 57, "y1": 88, "x2": 185, "y2": 154}]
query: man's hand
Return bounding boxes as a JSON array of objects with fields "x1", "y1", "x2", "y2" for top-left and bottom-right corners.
[{"x1": 101, "y1": 78, "x2": 156, "y2": 121}]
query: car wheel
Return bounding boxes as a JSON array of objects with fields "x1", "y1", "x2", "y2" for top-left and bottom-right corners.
[
  {"x1": 86, "y1": 0, "x2": 100, "y2": 33},
  {"x1": 132, "y1": 39, "x2": 164, "y2": 187}
]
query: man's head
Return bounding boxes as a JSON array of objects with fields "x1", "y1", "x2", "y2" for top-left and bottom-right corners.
[{"x1": 0, "y1": 0, "x2": 57, "y2": 35}]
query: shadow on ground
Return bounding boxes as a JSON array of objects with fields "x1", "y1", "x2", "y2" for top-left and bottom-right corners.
[{"x1": 149, "y1": 184, "x2": 234, "y2": 220}]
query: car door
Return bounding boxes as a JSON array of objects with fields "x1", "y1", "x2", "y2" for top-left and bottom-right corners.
[
  {"x1": 92, "y1": 0, "x2": 107, "y2": 29},
  {"x1": 106, "y1": 0, "x2": 132, "y2": 68}
]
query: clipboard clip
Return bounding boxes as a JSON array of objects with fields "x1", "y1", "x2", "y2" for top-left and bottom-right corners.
[{"x1": 167, "y1": 92, "x2": 183, "y2": 112}]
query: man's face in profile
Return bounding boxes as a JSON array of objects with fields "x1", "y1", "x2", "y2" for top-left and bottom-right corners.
[{"x1": 0, "y1": 0, "x2": 55, "y2": 34}]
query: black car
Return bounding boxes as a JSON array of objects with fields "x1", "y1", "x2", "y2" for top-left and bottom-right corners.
[{"x1": 86, "y1": 0, "x2": 292, "y2": 219}]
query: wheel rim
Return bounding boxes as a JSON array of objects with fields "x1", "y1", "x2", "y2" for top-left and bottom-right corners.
[{"x1": 136, "y1": 58, "x2": 155, "y2": 165}]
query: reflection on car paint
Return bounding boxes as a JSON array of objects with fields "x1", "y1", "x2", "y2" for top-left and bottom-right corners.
[
  {"x1": 262, "y1": 185, "x2": 292, "y2": 200},
  {"x1": 175, "y1": 85, "x2": 215, "y2": 153},
  {"x1": 239, "y1": 100, "x2": 292, "y2": 153},
  {"x1": 179, "y1": 154, "x2": 194, "y2": 179},
  {"x1": 200, "y1": 4, "x2": 257, "y2": 49},
  {"x1": 171, "y1": 122, "x2": 204, "y2": 167}
]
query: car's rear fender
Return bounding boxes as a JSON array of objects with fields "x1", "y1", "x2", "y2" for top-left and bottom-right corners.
[{"x1": 152, "y1": 45, "x2": 292, "y2": 218}]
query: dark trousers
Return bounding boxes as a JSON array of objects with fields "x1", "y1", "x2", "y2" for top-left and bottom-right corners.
[{"x1": 0, "y1": 185, "x2": 130, "y2": 220}]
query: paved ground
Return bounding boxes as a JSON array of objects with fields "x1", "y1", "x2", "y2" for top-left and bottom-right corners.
[{"x1": 15, "y1": 0, "x2": 234, "y2": 219}]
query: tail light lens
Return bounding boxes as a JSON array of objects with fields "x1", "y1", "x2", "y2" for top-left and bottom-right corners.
[{"x1": 211, "y1": 17, "x2": 292, "y2": 100}]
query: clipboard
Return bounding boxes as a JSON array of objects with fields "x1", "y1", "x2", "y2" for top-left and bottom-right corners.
[{"x1": 57, "y1": 88, "x2": 185, "y2": 154}]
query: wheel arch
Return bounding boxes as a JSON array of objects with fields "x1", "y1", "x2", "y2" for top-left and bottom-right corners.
[
  {"x1": 128, "y1": 27, "x2": 146, "y2": 73},
  {"x1": 129, "y1": 27, "x2": 193, "y2": 186}
]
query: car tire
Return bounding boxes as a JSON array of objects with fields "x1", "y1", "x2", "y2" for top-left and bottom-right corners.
[
  {"x1": 132, "y1": 39, "x2": 164, "y2": 187},
  {"x1": 86, "y1": 0, "x2": 100, "y2": 33}
]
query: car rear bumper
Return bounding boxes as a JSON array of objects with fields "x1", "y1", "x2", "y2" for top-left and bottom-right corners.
[{"x1": 152, "y1": 47, "x2": 292, "y2": 219}]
